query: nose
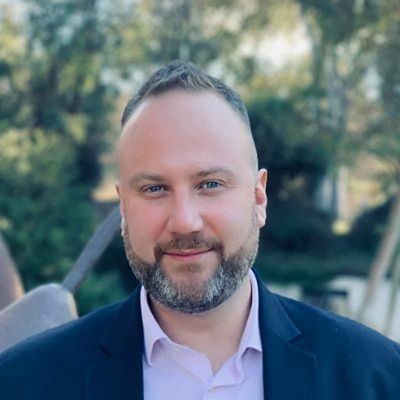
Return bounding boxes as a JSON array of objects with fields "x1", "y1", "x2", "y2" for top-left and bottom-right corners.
[{"x1": 167, "y1": 194, "x2": 203, "y2": 235}]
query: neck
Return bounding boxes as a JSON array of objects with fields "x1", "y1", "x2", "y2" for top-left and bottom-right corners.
[{"x1": 149, "y1": 274, "x2": 252, "y2": 373}]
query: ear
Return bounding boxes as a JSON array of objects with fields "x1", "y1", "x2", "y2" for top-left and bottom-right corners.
[
  {"x1": 254, "y1": 169, "x2": 268, "y2": 227},
  {"x1": 115, "y1": 181, "x2": 125, "y2": 221}
]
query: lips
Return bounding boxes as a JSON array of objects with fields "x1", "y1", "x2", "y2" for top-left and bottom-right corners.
[{"x1": 164, "y1": 249, "x2": 212, "y2": 261}]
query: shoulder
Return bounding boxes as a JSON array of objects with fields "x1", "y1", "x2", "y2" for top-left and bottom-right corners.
[
  {"x1": 3, "y1": 298, "x2": 121, "y2": 356},
  {"x1": 0, "y1": 288, "x2": 143, "y2": 399},
  {"x1": 0, "y1": 298, "x2": 125, "y2": 385},
  {"x1": 274, "y1": 294, "x2": 400, "y2": 397},
  {"x1": 275, "y1": 292, "x2": 400, "y2": 364}
]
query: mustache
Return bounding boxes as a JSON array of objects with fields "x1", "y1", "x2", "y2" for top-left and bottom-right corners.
[{"x1": 155, "y1": 234, "x2": 223, "y2": 259}]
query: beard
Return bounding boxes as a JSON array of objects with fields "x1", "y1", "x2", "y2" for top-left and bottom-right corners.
[{"x1": 121, "y1": 211, "x2": 260, "y2": 314}]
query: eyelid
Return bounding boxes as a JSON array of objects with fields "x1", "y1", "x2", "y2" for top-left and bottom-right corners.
[
  {"x1": 140, "y1": 184, "x2": 168, "y2": 193},
  {"x1": 138, "y1": 180, "x2": 227, "y2": 194},
  {"x1": 198, "y1": 180, "x2": 225, "y2": 189}
]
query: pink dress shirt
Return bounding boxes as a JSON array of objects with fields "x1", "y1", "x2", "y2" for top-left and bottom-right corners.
[{"x1": 140, "y1": 271, "x2": 264, "y2": 399}]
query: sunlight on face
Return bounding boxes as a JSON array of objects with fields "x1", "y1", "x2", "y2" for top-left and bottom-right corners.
[{"x1": 117, "y1": 90, "x2": 267, "y2": 312}]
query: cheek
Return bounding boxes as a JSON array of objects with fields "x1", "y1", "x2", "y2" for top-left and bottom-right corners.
[
  {"x1": 124, "y1": 201, "x2": 167, "y2": 258},
  {"x1": 205, "y1": 198, "x2": 254, "y2": 252}
]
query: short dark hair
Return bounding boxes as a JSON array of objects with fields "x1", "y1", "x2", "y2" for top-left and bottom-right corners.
[{"x1": 121, "y1": 60, "x2": 250, "y2": 129}]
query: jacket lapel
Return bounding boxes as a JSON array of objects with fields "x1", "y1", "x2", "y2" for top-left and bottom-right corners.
[
  {"x1": 257, "y1": 277, "x2": 319, "y2": 400},
  {"x1": 83, "y1": 276, "x2": 319, "y2": 400},
  {"x1": 84, "y1": 288, "x2": 144, "y2": 400}
]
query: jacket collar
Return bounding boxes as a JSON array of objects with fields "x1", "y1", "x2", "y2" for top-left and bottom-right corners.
[
  {"x1": 84, "y1": 272, "x2": 318, "y2": 400},
  {"x1": 84, "y1": 287, "x2": 144, "y2": 400},
  {"x1": 256, "y1": 273, "x2": 318, "y2": 400}
]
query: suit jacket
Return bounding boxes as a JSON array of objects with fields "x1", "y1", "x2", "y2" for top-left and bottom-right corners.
[{"x1": 1, "y1": 275, "x2": 400, "y2": 400}]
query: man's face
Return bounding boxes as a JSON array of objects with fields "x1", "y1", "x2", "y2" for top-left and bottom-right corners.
[{"x1": 117, "y1": 90, "x2": 267, "y2": 313}]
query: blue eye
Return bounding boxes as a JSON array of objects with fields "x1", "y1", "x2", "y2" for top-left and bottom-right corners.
[
  {"x1": 200, "y1": 181, "x2": 221, "y2": 189},
  {"x1": 145, "y1": 185, "x2": 165, "y2": 193}
]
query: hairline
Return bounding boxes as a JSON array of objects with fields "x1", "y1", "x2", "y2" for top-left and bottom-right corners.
[
  {"x1": 121, "y1": 87, "x2": 251, "y2": 130},
  {"x1": 119, "y1": 61, "x2": 259, "y2": 177}
]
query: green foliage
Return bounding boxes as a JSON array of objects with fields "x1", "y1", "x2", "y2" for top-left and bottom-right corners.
[
  {"x1": 256, "y1": 250, "x2": 371, "y2": 285},
  {"x1": 246, "y1": 91, "x2": 344, "y2": 281},
  {"x1": 0, "y1": 1, "x2": 125, "y2": 312},
  {"x1": 348, "y1": 199, "x2": 391, "y2": 256},
  {"x1": 75, "y1": 231, "x2": 140, "y2": 315},
  {"x1": 76, "y1": 271, "x2": 127, "y2": 316},
  {"x1": 95, "y1": 234, "x2": 140, "y2": 292},
  {"x1": 0, "y1": 6, "x2": 26, "y2": 130},
  {"x1": 247, "y1": 93, "x2": 333, "y2": 202},
  {"x1": 369, "y1": 10, "x2": 400, "y2": 178},
  {"x1": 0, "y1": 0, "x2": 398, "y2": 307},
  {"x1": 299, "y1": 0, "x2": 379, "y2": 45},
  {"x1": 1, "y1": 0, "x2": 118, "y2": 190},
  {"x1": 263, "y1": 199, "x2": 334, "y2": 254},
  {"x1": 109, "y1": 0, "x2": 276, "y2": 74},
  {"x1": 0, "y1": 130, "x2": 93, "y2": 289},
  {"x1": 301, "y1": 0, "x2": 400, "y2": 184}
]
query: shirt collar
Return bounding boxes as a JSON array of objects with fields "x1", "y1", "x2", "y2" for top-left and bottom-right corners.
[
  {"x1": 234, "y1": 270, "x2": 262, "y2": 376},
  {"x1": 140, "y1": 285, "x2": 167, "y2": 366},
  {"x1": 140, "y1": 270, "x2": 262, "y2": 367}
]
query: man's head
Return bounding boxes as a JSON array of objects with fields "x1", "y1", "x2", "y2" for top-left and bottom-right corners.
[{"x1": 116, "y1": 60, "x2": 267, "y2": 314}]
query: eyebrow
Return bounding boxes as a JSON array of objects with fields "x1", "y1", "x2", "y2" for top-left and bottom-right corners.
[
  {"x1": 128, "y1": 167, "x2": 236, "y2": 188},
  {"x1": 128, "y1": 173, "x2": 165, "y2": 188},
  {"x1": 192, "y1": 167, "x2": 236, "y2": 180}
]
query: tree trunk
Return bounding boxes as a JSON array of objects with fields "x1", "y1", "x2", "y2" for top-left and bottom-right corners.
[
  {"x1": 357, "y1": 188, "x2": 400, "y2": 321},
  {"x1": 384, "y1": 247, "x2": 400, "y2": 336}
]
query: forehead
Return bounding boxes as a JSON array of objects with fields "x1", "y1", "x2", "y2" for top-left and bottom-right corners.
[{"x1": 118, "y1": 90, "x2": 252, "y2": 178}]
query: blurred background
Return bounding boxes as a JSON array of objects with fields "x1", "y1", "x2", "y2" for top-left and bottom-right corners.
[{"x1": 0, "y1": 0, "x2": 399, "y2": 339}]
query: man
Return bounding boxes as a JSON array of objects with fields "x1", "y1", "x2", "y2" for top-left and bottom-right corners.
[{"x1": 0, "y1": 61, "x2": 399, "y2": 399}]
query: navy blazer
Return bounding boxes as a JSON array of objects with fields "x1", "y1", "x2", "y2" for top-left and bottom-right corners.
[{"x1": 1, "y1": 275, "x2": 400, "y2": 399}]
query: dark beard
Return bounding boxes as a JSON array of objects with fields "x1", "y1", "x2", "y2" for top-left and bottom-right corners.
[{"x1": 121, "y1": 212, "x2": 259, "y2": 314}]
